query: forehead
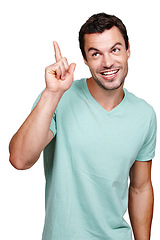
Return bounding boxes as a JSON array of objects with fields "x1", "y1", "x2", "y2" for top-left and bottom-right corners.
[{"x1": 84, "y1": 26, "x2": 125, "y2": 50}]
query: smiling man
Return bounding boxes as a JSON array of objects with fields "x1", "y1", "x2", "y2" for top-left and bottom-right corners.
[
  {"x1": 83, "y1": 25, "x2": 130, "y2": 112},
  {"x1": 9, "y1": 13, "x2": 157, "y2": 240},
  {"x1": 84, "y1": 27, "x2": 129, "y2": 91}
]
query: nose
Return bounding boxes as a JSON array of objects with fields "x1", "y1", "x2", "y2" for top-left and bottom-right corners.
[{"x1": 102, "y1": 53, "x2": 114, "y2": 69}]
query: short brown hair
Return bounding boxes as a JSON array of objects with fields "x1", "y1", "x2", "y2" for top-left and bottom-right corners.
[{"x1": 79, "y1": 13, "x2": 129, "y2": 60}]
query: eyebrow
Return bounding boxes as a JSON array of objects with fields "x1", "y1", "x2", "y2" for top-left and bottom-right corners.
[
  {"x1": 88, "y1": 42, "x2": 123, "y2": 53},
  {"x1": 111, "y1": 42, "x2": 122, "y2": 50},
  {"x1": 88, "y1": 47, "x2": 99, "y2": 52}
]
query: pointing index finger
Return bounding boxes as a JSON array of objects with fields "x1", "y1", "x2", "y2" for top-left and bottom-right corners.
[{"x1": 53, "y1": 41, "x2": 62, "y2": 62}]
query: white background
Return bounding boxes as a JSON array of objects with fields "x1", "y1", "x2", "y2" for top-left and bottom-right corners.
[{"x1": 0, "y1": 0, "x2": 159, "y2": 239}]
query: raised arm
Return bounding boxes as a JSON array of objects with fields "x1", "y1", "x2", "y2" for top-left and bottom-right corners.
[
  {"x1": 9, "y1": 42, "x2": 76, "y2": 170},
  {"x1": 128, "y1": 160, "x2": 154, "y2": 240}
]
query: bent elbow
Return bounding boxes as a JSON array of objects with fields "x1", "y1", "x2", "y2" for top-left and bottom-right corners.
[
  {"x1": 9, "y1": 152, "x2": 27, "y2": 170},
  {"x1": 9, "y1": 138, "x2": 25, "y2": 170},
  {"x1": 9, "y1": 139, "x2": 41, "y2": 170},
  {"x1": 9, "y1": 151, "x2": 40, "y2": 170}
]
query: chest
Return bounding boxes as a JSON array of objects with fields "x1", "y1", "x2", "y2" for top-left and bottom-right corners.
[{"x1": 56, "y1": 97, "x2": 145, "y2": 181}]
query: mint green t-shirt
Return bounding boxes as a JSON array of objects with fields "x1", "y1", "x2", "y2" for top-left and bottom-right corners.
[{"x1": 33, "y1": 78, "x2": 156, "y2": 240}]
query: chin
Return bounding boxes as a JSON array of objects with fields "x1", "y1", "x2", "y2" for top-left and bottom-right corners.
[
  {"x1": 105, "y1": 81, "x2": 124, "y2": 90},
  {"x1": 94, "y1": 76, "x2": 124, "y2": 91}
]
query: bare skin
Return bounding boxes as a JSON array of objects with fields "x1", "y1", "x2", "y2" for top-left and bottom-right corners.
[{"x1": 129, "y1": 160, "x2": 154, "y2": 240}]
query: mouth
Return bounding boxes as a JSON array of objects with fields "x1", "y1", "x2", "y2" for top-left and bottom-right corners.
[{"x1": 100, "y1": 69, "x2": 120, "y2": 80}]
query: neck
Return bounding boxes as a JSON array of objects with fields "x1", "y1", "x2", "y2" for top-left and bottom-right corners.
[{"x1": 87, "y1": 77, "x2": 124, "y2": 112}]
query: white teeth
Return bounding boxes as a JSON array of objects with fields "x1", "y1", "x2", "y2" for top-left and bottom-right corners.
[{"x1": 101, "y1": 70, "x2": 119, "y2": 76}]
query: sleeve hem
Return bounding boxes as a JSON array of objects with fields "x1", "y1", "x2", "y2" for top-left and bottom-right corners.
[
  {"x1": 136, "y1": 153, "x2": 155, "y2": 161},
  {"x1": 49, "y1": 121, "x2": 56, "y2": 136}
]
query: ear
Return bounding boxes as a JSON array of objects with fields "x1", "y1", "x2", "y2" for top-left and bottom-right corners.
[{"x1": 127, "y1": 42, "x2": 131, "y2": 58}]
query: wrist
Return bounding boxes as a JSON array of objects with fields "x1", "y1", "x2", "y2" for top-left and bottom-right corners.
[
  {"x1": 38, "y1": 88, "x2": 63, "y2": 115},
  {"x1": 43, "y1": 88, "x2": 64, "y2": 101}
]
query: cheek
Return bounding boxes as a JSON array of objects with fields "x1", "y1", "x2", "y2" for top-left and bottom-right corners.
[
  {"x1": 121, "y1": 60, "x2": 129, "y2": 77},
  {"x1": 117, "y1": 55, "x2": 128, "y2": 69},
  {"x1": 87, "y1": 61, "x2": 100, "y2": 72},
  {"x1": 121, "y1": 53, "x2": 129, "y2": 64},
  {"x1": 122, "y1": 58, "x2": 129, "y2": 70}
]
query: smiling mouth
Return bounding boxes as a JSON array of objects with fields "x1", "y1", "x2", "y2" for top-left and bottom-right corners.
[{"x1": 100, "y1": 69, "x2": 120, "y2": 80}]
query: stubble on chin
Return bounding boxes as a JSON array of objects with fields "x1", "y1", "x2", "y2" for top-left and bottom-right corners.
[{"x1": 91, "y1": 73, "x2": 125, "y2": 91}]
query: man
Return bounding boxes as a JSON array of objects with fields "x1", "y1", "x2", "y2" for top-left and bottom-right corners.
[{"x1": 9, "y1": 13, "x2": 157, "y2": 240}]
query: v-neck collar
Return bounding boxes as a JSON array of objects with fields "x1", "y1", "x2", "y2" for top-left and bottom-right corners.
[{"x1": 82, "y1": 78, "x2": 127, "y2": 116}]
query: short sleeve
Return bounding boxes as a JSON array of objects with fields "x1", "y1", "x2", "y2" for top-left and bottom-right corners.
[
  {"x1": 136, "y1": 108, "x2": 157, "y2": 161},
  {"x1": 31, "y1": 91, "x2": 57, "y2": 136}
]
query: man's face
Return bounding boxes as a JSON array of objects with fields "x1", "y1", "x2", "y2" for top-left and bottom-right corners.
[{"x1": 84, "y1": 26, "x2": 130, "y2": 91}]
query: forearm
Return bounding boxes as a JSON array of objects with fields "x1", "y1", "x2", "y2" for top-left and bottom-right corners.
[
  {"x1": 9, "y1": 41, "x2": 76, "y2": 170},
  {"x1": 9, "y1": 89, "x2": 63, "y2": 170},
  {"x1": 128, "y1": 183, "x2": 154, "y2": 240}
]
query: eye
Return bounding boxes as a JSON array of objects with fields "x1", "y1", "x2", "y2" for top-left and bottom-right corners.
[
  {"x1": 92, "y1": 52, "x2": 100, "y2": 57},
  {"x1": 112, "y1": 48, "x2": 120, "y2": 53}
]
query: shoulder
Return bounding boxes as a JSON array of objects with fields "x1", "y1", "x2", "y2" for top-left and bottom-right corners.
[
  {"x1": 69, "y1": 78, "x2": 86, "y2": 92},
  {"x1": 56, "y1": 78, "x2": 87, "y2": 110},
  {"x1": 60, "y1": 78, "x2": 86, "y2": 100},
  {"x1": 125, "y1": 89, "x2": 156, "y2": 119}
]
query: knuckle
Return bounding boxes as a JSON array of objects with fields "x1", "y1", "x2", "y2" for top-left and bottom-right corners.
[
  {"x1": 62, "y1": 57, "x2": 68, "y2": 66},
  {"x1": 45, "y1": 66, "x2": 49, "y2": 72},
  {"x1": 62, "y1": 57, "x2": 67, "y2": 62},
  {"x1": 58, "y1": 61, "x2": 64, "y2": 70}
]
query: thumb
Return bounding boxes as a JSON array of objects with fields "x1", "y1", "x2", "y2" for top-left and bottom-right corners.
[{"x1": 68, "y1": 63, "x2": 76, "y2": 75}]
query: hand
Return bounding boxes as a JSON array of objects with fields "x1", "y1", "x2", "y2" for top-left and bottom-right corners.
[{"x1": 45, "y1": 41, "x2": 76, "y2": 94}]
